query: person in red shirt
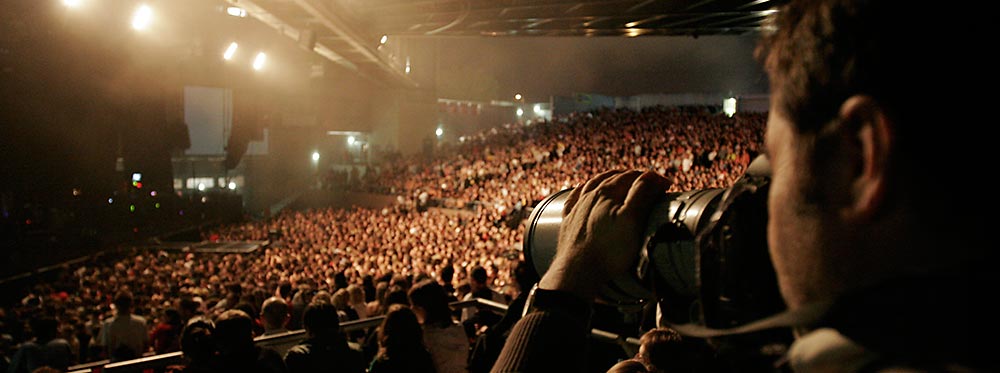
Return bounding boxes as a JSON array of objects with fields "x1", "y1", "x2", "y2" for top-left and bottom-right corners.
[{"x1": 150, "y1": 308, "x2": 182, "y2": 354}]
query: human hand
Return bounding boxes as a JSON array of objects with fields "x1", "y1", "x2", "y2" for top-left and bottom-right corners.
[{"x1": 538, "y1": 170, "x2": 670, "y2": 299}]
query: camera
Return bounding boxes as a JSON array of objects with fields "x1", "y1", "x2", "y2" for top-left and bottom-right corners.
[{"x1": 523, "y1": 156, "x2": 785, "y2": 330}]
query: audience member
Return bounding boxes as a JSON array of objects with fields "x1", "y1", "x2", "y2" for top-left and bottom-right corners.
[
  {"x1": 150, "y1": 308, "x2": 183, "y2": 354},
  {"x1": 259, "y1": 297, "x2": 290, "y2": 337},
  {"x1": 97, "y1": 291, "x2": 149, "y2": 362},
  {"x1": 461, "y1": 266, "x2": 505, "y2": 339},
  {"x1": 178, "y1": 317, "x2": 215, "y2": 373},
  {"x1": 368, "y1": 306, "x2": 435, "y2": 373},
  {"x1": 213, "y1": 309, "x2": 285, "y2": 373},
  {"x1": 283, "y1": 301, "x2": 365, "y2": 373},
  {"x1": 6, "y1": 317, "x2": 73, "y2": 373},
  {"x1": 408, "y1": 280, "x2": 467, "y2": 373}
]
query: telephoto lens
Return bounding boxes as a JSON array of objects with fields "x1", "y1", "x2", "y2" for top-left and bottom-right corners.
[{"x1": 523, "y1": 156, "x2": 784, "y2": 328}]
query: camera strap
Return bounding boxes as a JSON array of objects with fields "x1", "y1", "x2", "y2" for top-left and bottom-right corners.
[{"x1": 661, "y1": 300, "x2": 833, "y2": 338}]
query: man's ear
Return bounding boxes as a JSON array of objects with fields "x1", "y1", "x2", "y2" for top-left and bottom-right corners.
[{"x1": 838, "y1": 95, "x2": 894, "y2": 222}]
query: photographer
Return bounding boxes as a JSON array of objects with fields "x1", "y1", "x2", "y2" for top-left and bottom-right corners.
[{"x1": 492, "y1": 0, "x2": 991, "y2": 372}]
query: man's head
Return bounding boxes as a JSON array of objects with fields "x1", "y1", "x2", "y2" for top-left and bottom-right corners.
[
  {"x1": 439, "y1": 264, "x2": 455, "y2": 287},
  {"x1": 179, "y1": 297, "x2": 202, "y2": 321},
  {"x1": 635, "y1": 327, "x2": 703, "y2": 373},
  {"x1": 469, "y1": 266, "x2": 488, "y2": 291},
  {"x1": 181, "y1": 317, "x2": 215, "y2": 363},
  {"x1": 301, "y1": 301, "x2": 340, "y2": 338},
  {"x1": 408, "y1": 280, "x2": 452, "y2": 326},
  {"x1": 214, "y1": 309, "x2": 254, "y2": 352},
  {"x1": 113, "y1": 291, "x2": 133, "y2": 314},
  {"x1": 259, "y1": 297, "x2": 289, "y2": 331},
  {"x1": 225, "y1": 283, "x2": 242, "y2": 299},
  {"x1": 758, "y1": 0, "x2": 984, "y2": 308},
  {"x1": 277, "y1": 280, "x2": 293, "y2": 300}
]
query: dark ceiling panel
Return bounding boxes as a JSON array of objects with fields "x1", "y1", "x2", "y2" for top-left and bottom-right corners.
[{"x1": 239, "y1": 0, "x2": 785, "y2": 86}]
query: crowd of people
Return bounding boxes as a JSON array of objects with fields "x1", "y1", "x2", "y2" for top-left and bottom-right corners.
[
  {"x1": 361, "y1": 107, "x2": 763, "y2": 215},
  {"x1": 0, "y1": 106, "x2": 766, "y2": 372}
]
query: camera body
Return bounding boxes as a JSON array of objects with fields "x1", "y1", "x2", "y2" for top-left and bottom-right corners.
[{"x1": 523, "y1": 156, "x2": 784, "y2": 330}]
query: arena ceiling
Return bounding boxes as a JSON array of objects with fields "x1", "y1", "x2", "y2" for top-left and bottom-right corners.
[{"x1": 226, "y1": 0, "x2": 785, "y2": 87}]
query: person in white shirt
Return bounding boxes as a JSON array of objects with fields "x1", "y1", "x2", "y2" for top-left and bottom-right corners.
[{"x1": 97, "y1": 291, "x2": 149, "y2": 362}]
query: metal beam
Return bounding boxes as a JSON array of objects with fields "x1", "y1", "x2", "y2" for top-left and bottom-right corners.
[
  {"x1": 225, "y1": 0, "x2": 357, "y2": 71},
  {"x1": 292, "y1": 0, "x2": 419, "y2": 88}
]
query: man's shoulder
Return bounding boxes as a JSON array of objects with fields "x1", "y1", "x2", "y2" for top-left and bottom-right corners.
[
  {"x1": 129, "y1": 314, "x2": 148, "y2": 325},
  {"x1": 46, "y1": 338, "x2": 72, "y2": 349},
  {"x1": 285, "y1": 342, "x2": 312, "y2": 357}
]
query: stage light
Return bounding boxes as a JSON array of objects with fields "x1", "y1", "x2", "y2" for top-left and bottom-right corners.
[
  {"x1": 723, "y1": 97, "x2": 737, "y2": 117},
  {"x1": 197, "y1": 183, "x2": 205, "y2": 191},
  {"x1": 131, "y1": 4, "x2": 153, "y2": 31},
  {"x1": 108, "y1": 198, "x2": 114, "y2": 204},
  {"x1": 129, "y1": 204, "x2": 136, "y2": 212},
  {"x1": 514, "y1": 93, "x2": 522, "y2": 100},
  {"x1": 533, "y1": 104, "x2": 542, "y2": 114},
  {"x1": 63, "y1": 0, "x2": 82, "y2": 8},
  {"x1": 228, "y1": 182, "x2": 237, "y2": 190},
  {"x1": 155, "y1": 203, "x2": 161, "y2": 209},
  {"x1": 516, "y1": 108, "x2": 524, "y2": 116},
  {"x1": 380, "y1": 35, "x2": 388, "y2": 44},
  {"x1": 225, "y1": 6, "x2": 247, "y2": 17},
  {"x1": 348, "y1": 136, "x2": 355, "y2": 145},
  {"x1": 223, "y1": 42, "x2": 238, "y2": 60},
  {"x1": 435, "y1": 128, "x2": 443, "y2": 137},
  {"x1": 253, "y1": 52, "x2": 267, "y2": 70},
  {"x1": 311, "y1": 151, "x2": 320, "y2": 162},
  {"x1": 132, "y1": 172, "x2": 142, "y2": 182}
]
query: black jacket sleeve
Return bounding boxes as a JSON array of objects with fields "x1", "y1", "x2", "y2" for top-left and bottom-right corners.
[{"x1": 490, "y1": 310, "x2": 591, "y2": 373}]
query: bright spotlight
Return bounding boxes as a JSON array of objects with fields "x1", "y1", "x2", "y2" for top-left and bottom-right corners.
[
  {"x1": 514, "y1": 93, "x2": 522, "y2": 100},
  {"x1": 63, "y1": 0, "x2": 82, "y2": 8},
  {"x1": 723, "y1": 97, "x2": 737, "y2": 117},
  {"x1": 223, "y1": 42, "x2": 238, "y2": 60},
  {"x1": 435, "y1": 128, "x2": 443, "y2": 137},
  {"x1": 197, "y1": 183, "x2": 205, "y2": 191},
  {"x1": 533, "y1": 104, "x2": 542, "y2": 114},
  {"x1": 380, "y1": 35, "x2": 388, "y2": 44},
  {"x1": 225, "y1": 6, "x2": 247, "y2": 17},
  {"x1": 131, "y1": 4, "x2": 153, "y2": 31},
  {"x1": 347, "y1": 136, "x2": 356, "y2": 145},
  {"x1": 228, "y1": 182, "x2": 237, "y2": 190},
  {"x1": 516, "y1": 108, "x2": 524, "y2": 117},
  {"x1": 252, "y1": 52, "x2": 267, "y2": 70},
  {"x1": 311, "y1": 151, "x2": 320, "y2": 162}
]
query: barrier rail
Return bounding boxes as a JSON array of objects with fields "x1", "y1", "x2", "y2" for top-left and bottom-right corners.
[{"x1": 68, "y1": 298, "x2": 639, "y2": 373}]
